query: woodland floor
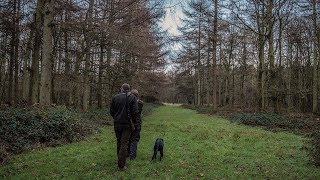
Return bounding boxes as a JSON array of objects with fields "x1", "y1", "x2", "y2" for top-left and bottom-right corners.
[{"x1": 0, "y1": 106, "x2": 319, "y2": 179}]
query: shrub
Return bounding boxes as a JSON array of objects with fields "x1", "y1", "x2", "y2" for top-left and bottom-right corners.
[
  {"x1": 0, "y1": 103, "x2": 159, "y2": 165},
  {"x1": 228, "y1": 113, "x2": 318, "y2": 133},
  {"x1": 0, "y1": 107, "x2": 90, "y2": 158},
  {"x1": 229, "y1": 113, "x2": 288, "y2": 129},
  {"x1": 181, "y1": 104, "x2": 211, "y2": 114},
  {"x1": 142, "y1": 103, "x2": 162, "y2": 117},
  {"x1": 310, "y1": 130, "x2": 320, "y2": 166},
  {"x1": 143, "y1": 96, "x2": 159, "y2": 103},
  {"x1": 81, "y1": 108, "x2": 112, "y2": 127},
  {"x1": 0, "y1": 143, "x2": 8, "y2": 165},
  {"x1": 38, "y1": 106, "x2": 91, "y2": 146}
]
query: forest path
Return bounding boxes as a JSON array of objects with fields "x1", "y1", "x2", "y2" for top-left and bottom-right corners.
[{"x1": 1, "y1": 106, "x2": 319, "y2": 179}]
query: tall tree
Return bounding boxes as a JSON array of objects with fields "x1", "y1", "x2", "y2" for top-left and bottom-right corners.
[
  {"x1": 22, "y1": 26, "x2": 34, "y2": 102},
  {"x1": 39, "y1": 0, "x2": 54, "y2": 106},
  {"x1": 312, "y1": 0, "x2": 319, "y2": 114},
  {"x1": 212, "y1": 0, "x2": 218, "y2": 112},
  {"x1": 30, "y1": 0, "x2": 44, "y2": 105},
  {"x1": 267, "y1": 0, "x2": 278, "y2": 112},
  {"x1": 82, "y1": 0, "x2": 94, "y2": 111}
]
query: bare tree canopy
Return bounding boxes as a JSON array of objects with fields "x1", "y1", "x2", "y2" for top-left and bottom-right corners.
[{"x1": 0, "y1": 0, "x2": 319, "y2": 114}]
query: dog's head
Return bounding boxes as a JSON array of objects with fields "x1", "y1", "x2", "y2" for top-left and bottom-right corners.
[{"x1": 156, "y1": 138, "x2": 163, "y2": 142}]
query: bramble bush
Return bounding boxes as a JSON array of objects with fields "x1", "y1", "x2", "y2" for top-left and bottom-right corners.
[
  {"x1": 310, "y1": 130, "x2": 320, "y2": 166},
  {"x1": 181, "y1": 104, "x2": 211, "y2": 114},
  {"x1": 142, "y1": 103, "x2": 162, "y2": 117},
  {"x1": 228, "y1": 113, "x2": 312, "y2": 132},
  {"x1": 0, "y1": 103, "x2": 159, "y2": 164},
  {"x1": 0, "y1": 106, "x2": 98, "y2": 164}
]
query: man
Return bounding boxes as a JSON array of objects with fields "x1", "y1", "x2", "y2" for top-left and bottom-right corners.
[
  {"x1": 128, "y1": 89, "x2": 144, "y2": 160},
  {"x1": 110, "y1": 83, "x2": 138, "y2": 171}
]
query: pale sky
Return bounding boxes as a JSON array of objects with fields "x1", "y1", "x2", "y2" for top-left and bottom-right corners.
[
  {"x1": 160, "y1": 6, "x2": 183, "y2": 36},
  {"x1": 159, "y1": 0, "x2": 189, "y2": 71}
]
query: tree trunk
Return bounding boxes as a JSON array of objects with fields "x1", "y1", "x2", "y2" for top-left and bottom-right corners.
[
  {"x1": 218, "y1": 78, "x2": 222, "y2": 106},
  {"x1": 197, "y1": 10, "x2": 202, "y2": 106},
  {"x1": 240, "y1": 37, "x2": 247, "y2": 108},
  {"x1": 287, "y1": 37, "x2": 293, "y2": 110},
  {"x1": 0, "y1": 35, "x2": 7, "y2": 103},
  {"x1": 97, "y1": 44, "x2": 104, "y2": 109},
  {"x1": 22, "y1": 26, "x2": 34, "y2": 102},
  {"x1": 13, "y1": 0, "x2": 21, "y2": 105},
  {"x1": 206, "y1": 41, "x2": 211, "y2": 105},
  {"x1": 30, "y1": 0, "x2": 44, "y2": 105},
  {"x1": 211, "y1": 0, "x2": 218, "y2": 113},
  {"x1": 8, "y1": 0, "x2": 18, "y2": 105},
  {"x1": 39, "y1": 0, "x2": 54, "y2": 106},
  {"x1": 267, "y1": 0, "x2": 278, "y2": 113},
  {"x1": 258, "y1": 35, "x2": 266, "y2": 111},
  {"x1": 228, "y1": 36, "x2": 234, "y2": 107},
  {"x1": 312, "y1": 0, "x2": 319, "y2": 114},
  {"x1": 256, "y1": 2, "x2": 267, "y2": 111},
  {"x1": 106, "y1": 45, "x2": 112, "y2": 103},
  {"x1": 231, "y1": 64, "x2": 235, "y2": 106},
  {"x1": 82, "y1": 0, "x2": 94, "y2": 111},
  {"x1": 224, "y1": 76, "x2": 228, "y2": 106},
  {"x1": 277, "y1": 16, "x2": 283, "y2": 111},
  {"x1": 64, "y1": 22, "x2": 72, "y2": 106},
  {"x1": 73, "y1": 40, "x2": 83, "y2": 109}
]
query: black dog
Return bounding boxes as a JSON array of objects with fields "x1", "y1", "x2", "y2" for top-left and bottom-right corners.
[{"x1": 152, "y1": 138, "x2": 164, "y2": 161}]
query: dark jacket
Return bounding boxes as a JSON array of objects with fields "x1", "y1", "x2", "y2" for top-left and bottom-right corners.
[
  {"x1": 110, "y1": 92, "x2": 138, "y2": 124},
  {"x1": 135, "y1": 99, "x2": 144, "y2": 127}
]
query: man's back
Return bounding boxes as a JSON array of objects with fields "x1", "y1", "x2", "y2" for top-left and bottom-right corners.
[
  {"x1": 110, "y1": 93, "x2": 138, "y2": 124},
  {"x1": 135, "y1": 99, "x2": 144, "y2": 126}
]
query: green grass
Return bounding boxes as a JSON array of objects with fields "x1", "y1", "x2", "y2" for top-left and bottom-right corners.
[{"x1": 1, "y1": 106, "x2": 319, "y2": 179}]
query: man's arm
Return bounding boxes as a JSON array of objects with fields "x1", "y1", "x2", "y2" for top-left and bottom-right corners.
[
  {"x1": 138, "y1": 100, "x2": 143, "y2": 115},
  {"x1": 130, "y1": 96, "x2": 139, "y2": 123},
  {"x1": 110, "y1": 97, "x2": 115, "y2": 117}
]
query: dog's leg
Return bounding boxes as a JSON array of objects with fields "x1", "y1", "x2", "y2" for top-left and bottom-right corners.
[
  {"x1": 160, "y1": 149, "x2": 163, "y2": 161},
  {"x1": 152, "y1": 151, "x2": 157, "y2": 160}
]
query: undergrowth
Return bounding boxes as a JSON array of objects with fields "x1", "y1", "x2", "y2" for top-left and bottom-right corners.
[
  {"x1": 0, "y1": 106, "x2": 319, "y2": 179},
  {"x1": 0, "y1": 103, "x2": 160, "y2": 165},
  {"x1": 182, "y1": 104, "x2": 320, "y2": 167}
]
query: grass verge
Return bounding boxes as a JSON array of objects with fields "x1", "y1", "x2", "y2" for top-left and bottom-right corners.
[
  {"x1": 0, "y1": 103, "x2": 159, "y2": 165},
  {"x1": 0, "y1": 105, "x2": 319, "y2": 179}
]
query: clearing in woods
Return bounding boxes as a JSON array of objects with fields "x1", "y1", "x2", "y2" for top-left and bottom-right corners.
[{"x1": 0, "y1": 105, "x2": 319, "y2": 179}]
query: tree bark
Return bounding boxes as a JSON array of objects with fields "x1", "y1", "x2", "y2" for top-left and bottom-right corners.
[
  {"x1": 82, "y1": 0, "x2": 94, "y2": 111},
  {"x1": 64, "y1": 20, "x2": 72, "y2": 106},
  {"x1": 267, "y1": 0, "x2": 278, "y2": 113},
  {"x1": 240, "y1": 36, "x2": 247, "y2": 108},
  {"x1": 8, "y1": 0, "x2": 18, "y2": 105},
  {"x1": 97, "y1": 44, "x2": 104, "y2": 109},
  {"x1": 39, "y1": 0, "x2": 54, "y2": 106},
  {"x1": 30, "y1": 0, "x2": 44, "y2": 105},
  {"x1": 14, "y1": 0, "x2": 21, "y2": 105},
  {"x1": 287, "y1": 36, "x2": 293, "y2": 110},
  {"x1": 206, "y1": 40, "x2": 211, "y2": 105},
  {"x1": 22, "y1": 26, "x2": 34, "y2": 102},
  {"x1": 73, "y1": 39, "x2": 84, "y2": 109},
  {"x1": 312, "y1": 0, "x2": 319, "y2": 114},
  {"x1": 211, "y1": 0, "x2": 218, "y2": 113},
  {"x1": 197, "y1": 8, "x2": 202, "y2": 106}
]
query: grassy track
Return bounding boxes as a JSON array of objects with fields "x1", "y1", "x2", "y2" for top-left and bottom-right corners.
[{"x1": 1, "y1": 106, "x2": 319, "y2": 179}]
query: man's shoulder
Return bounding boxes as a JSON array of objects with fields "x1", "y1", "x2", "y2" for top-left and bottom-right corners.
[
  {"x1": 128, "y1": 93, "x2": 137, "y2": 100},
  {"x1": 112, "y1": 93, "x2": 126, "y2": 102},
  {"x1": 113, "y1": 93, "x2": 125, "y2": 98}
]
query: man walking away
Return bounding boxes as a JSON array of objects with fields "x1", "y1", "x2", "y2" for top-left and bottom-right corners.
[
  {"x1": 110, "y1": 83, "x2": 138, "y2": 171},
  {"x1": 128, "y1": 89, "x2": 144, "y2": 160}
]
